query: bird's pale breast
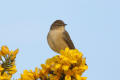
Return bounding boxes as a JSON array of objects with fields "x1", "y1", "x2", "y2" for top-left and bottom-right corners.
[{"x1": 47, "y1": 29, "x2": 68, "y2": 53}]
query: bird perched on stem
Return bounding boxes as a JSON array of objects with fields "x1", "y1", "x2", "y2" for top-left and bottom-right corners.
[{"x1": 47, "y1": 20, "x2": 75, "y2": 53}]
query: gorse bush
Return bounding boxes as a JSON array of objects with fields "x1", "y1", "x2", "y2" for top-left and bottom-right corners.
[{"x1": 0, "y1": 46, "x2": 88, "y2": 80}]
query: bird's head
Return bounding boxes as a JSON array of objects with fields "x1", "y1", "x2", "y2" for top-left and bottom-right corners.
[{"x1": 50, "y1": 20, "x2": 67, "y2": 30}]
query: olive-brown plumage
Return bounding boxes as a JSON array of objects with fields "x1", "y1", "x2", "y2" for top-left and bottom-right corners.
[{"x1": 47, "y1": 20, "x2": 75, "y2": 53}]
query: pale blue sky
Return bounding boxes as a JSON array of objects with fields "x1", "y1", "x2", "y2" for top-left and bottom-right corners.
[{"x1": 0, "y1": 0, "x2": 120, "y2": 80}]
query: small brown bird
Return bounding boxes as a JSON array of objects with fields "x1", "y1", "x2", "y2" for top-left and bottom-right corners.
[{"x1": 47, "y1": 20, "x2": 75, "y2": 53}]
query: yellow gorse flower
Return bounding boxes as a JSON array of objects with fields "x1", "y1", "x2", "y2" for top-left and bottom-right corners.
[
  {"x1": 18, "y1": 48, "x2": 88, "y2": 80},
  {"x1": 0, "y1": 45, "x2": 18, "y2": 80},
  {"x1": 18, "y1": 67, "x2": 40, "y2": 80},
  {"x1": 1, "y1": 46, "x2": 10, "y2": 56},
  {"x1": 0, "y1": 46, "x2": 88, "y2": 80},
  {"x1": 0, "y1": 72, "x2": 12, "y2": 80}
]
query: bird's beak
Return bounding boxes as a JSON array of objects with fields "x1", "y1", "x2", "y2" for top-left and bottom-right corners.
[{"x1": 64, "y1": 24, "x2": 67, "y2": 26}]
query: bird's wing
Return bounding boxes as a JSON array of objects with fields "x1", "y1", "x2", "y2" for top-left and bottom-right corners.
[{"x1": 63, "y1": 31, "x2": 75, "y2": 49}]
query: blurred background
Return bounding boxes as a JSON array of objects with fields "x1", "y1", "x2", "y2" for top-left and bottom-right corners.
[{"x1": 0, "y1": 0, "x2": 120, "y2": 80}]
